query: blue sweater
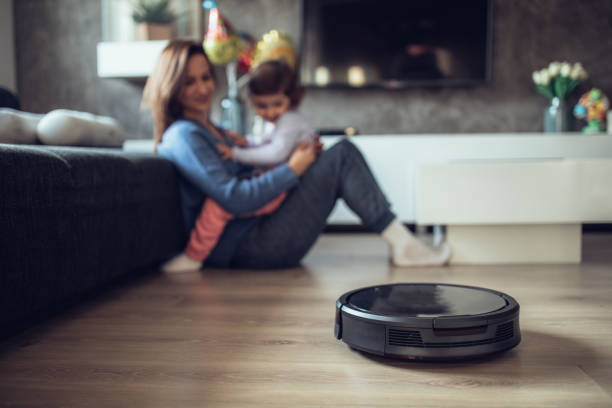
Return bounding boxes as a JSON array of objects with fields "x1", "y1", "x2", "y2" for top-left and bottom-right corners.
[{"x1": 157, "y1": 119, "x2": 299, "y2": 266}]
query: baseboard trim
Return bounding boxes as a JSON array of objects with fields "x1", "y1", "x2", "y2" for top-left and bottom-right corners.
[
  {"x1": 583, "y1": 223, "x2": 612, "y2": 232},
  {"x1": 324, "y1": 223, "x2": 612, "y2": 233}
]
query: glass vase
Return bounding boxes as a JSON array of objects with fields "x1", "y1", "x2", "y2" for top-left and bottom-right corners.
[
  {"x1": 220, "y1": 61, "x2": 246, "y2": 134},
  {"x1": 543, "y1": 97, "x2": 570, "y2": 133},
  {"x1": 220, "y1": 96, "x2": 246, "y2": 134}
]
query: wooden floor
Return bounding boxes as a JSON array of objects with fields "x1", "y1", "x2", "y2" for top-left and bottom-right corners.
[{"x1": 1, "y1": 233, "x2": 612, "y2": 407}]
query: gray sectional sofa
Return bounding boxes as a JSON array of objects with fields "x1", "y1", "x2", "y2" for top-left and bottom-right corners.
[{"x1": 0, "y1": 144, "x2": 186, "y2": 337}]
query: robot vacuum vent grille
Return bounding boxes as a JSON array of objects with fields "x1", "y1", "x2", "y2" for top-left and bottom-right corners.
[
  {"x1": 387, "y1": 321, "x2": 515, "y2": 349},
  {"x1": 496, "y1": 321, "x2": 515, "y2": 339},
  {"x1": 388, "y1": 329, "x2": 423, "y2": 347}
]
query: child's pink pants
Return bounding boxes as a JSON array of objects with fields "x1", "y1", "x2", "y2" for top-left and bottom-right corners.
[{"x1": 185, "y1": 192, "x2": 287, "y2": 262}]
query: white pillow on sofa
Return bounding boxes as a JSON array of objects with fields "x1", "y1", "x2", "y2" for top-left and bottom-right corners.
[
  {"x1": 37, "y1": 109, "x2": 126, "y2": 147},
  {"x1": 0, "y1": 108, "x2": 43, "y2": 144}
]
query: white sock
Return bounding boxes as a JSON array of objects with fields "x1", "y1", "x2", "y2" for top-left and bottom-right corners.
[
  {"x1": 381, "y1": 219, "x2": 451, "y2": 267},
  {"x1": 161, "y1": 252, "x2": 202, "y2": 273}
]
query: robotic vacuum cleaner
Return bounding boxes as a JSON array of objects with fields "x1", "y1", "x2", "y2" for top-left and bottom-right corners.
[{"x1": 335, "y1": 283, "x2": 520, "y2": 360}]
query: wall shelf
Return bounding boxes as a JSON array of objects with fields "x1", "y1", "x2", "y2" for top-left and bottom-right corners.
[{"x1": 96, "y1": 40, "x2": 169, "y2": 79}]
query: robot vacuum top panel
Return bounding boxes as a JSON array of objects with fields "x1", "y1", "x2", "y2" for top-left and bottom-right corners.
[{"x1": 338, "y1": 283, "x2": 519, "y2": 329}]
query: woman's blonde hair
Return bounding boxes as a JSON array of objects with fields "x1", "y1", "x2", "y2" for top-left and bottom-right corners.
[{"x1": 142, "y1": 39, "x2": 215, "y2": 150}]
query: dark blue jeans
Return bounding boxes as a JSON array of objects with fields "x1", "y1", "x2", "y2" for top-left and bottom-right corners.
[{"x1": 230, "y1": 139, "x2": 395, "y2": 268}]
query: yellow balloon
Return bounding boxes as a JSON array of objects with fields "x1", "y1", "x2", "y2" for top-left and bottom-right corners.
[{"x1": 252, "y1": 30, "x2": 297, "y2": 70}]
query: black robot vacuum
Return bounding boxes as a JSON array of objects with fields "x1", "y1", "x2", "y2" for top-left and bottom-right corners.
[{"x1": 335, "y1": 283, "x2": 520, "y2": 360}]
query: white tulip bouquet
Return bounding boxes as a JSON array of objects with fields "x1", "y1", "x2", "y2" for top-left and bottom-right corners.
[{"x1": 532, "y1": 62, "x2": 588, "y2": 99}]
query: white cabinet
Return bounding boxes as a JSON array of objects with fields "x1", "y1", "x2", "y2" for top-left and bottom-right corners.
[{"x1": 323, "y1": 133, "x2": 612, "y2": 224}]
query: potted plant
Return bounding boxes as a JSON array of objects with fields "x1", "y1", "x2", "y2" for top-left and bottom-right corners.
[{"x1": 132, "y1": 0, "x2": 175, "y2": 41}]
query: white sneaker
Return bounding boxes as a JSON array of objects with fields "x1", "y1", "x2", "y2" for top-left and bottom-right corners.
[
  {"x1": 161, "y1": 253, "x2": 202, "y2": 273},
  {"x1": 392, "y1": 242, "x2": 451, "y2": 267}
]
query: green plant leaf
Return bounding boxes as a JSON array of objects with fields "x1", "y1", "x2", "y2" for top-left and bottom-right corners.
[
  {"x1": 536, "y1": 84, "x2": 554, "y2": 99},
  {"x1": 566, "y1": 79, "x2": 579, "y2": 96},
  {"x1": 553, "y1": 77, "x2": 568, "y2": 98},
  {"x1": 132, "y1": 0, "x2": 175, "y2": 24}
]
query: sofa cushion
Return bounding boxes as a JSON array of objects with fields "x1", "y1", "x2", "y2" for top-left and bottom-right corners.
[{"x1": 36, "y1": 109, "x2": 126, "y2": 147}]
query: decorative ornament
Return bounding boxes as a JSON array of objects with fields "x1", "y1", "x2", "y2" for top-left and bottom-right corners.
[
  {"x1": 573, "y1": 88, "x2": 610, "y2": 134},
  {"x1": 236, "y1": 32, "x2": 255, "y2": 74},
  {"x1": 252, "y1": 30, "x2": 297, "y2": 70},
  {"x1": 202, "y1": 0, "x2": 242, "y2": 66}
]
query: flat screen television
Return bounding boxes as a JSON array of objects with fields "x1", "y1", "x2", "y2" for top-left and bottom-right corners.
[{"x1": 299, "y1": 0, "x2": 493, "y2": 88}]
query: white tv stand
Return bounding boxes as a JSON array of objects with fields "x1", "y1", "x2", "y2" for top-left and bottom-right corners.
[{"x1": 323, "y1": 133, "x2": 612, "y2": 264}]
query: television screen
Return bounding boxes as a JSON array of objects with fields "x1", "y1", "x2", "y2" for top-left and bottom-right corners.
[{"x1": 300, "y1": 0, "x2": 492, "y2": 88}]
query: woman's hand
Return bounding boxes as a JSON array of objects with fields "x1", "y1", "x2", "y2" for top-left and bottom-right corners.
[
  {"x1": 226, "y1": 130, "x2": 249, "y2": 147},
  {"x1": 288, "y1": 139, "x2": 321, "y2": 176},
  {"x1": 216, "y1": 144, "x2": 233, "y2": 160}
]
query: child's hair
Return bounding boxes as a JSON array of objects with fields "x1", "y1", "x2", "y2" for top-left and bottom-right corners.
[{"x1": 248, "y1": 59, "x2": 305, "y2": 109}]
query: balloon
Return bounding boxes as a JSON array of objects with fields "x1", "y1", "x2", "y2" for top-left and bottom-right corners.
[
  {"x1": 252, "y1": 30, "x2": 297, "y2": 71},
  {"x1": 202, "y1": 1, "x2": 241, "y2": 66}
]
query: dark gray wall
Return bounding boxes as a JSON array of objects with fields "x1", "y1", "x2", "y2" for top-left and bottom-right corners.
[{"x1": 13, "y1": 0, "x2": 612, "y2": 138}]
